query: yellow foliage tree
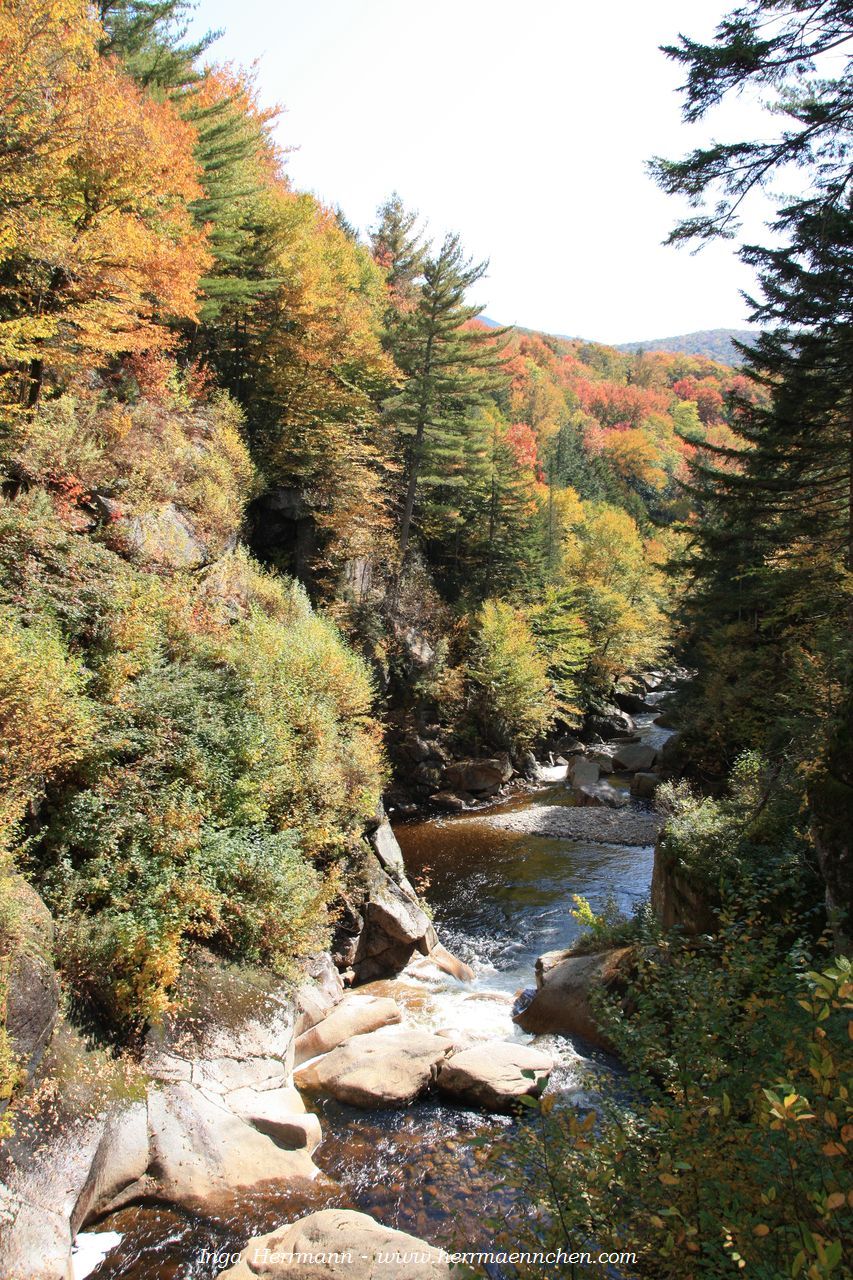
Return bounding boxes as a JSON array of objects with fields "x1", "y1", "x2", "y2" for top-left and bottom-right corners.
[{"x1": 0, "y1": 0, "x2": 209, "y2": 405}]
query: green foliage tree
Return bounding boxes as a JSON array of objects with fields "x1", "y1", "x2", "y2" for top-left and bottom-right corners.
[
  {"x1": 465, "y1": 598, "x2": 556, "y2": 752},
  {"x1": 383, "y1": 230, "x2": 509, "y2": 559},
  {"x1": 652, "y1": 0, "x2": 853, "y2": 936}
]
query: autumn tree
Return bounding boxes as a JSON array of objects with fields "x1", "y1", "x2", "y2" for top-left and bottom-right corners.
[{"x1": 0, "y1": 0, "x2": 209, "y2": 406}]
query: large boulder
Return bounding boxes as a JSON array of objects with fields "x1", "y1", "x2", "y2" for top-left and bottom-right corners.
[
  {"x1": 574, "y1": 781, "x2": 629, "y2": 809},
  {"x1": 352, "y1": 854, "x2": 435, "y2": 983},
  {"x1": 657, "y1": 732, "x2": 686, "y2": 773},
  {"x1": 513, "y1": 947, "x2": 633, "y2": 1051},
  {"x1": 294, "y1": 994, "x2": 401, "y2": 1066},
  {"x1": 294, "y1": 1027, "x2": 452, "y2": 1108},
  {"x1": 612, "y1": 743, "x2": 658, "y2": 772},
  {"x1": 630, "y1": 771, "x2": 659, "y2": 799},
  {"x1": 442, "y1": 755, "x2": 512, "y2": 796},
  {"x1": 435, "y1": 1040, "x2": 552, "y2": 1112},
  {"x1": 613, "y1": 689, "x2": 650, "y2": 714},
  {"x1": 566, "y1": 756, "x2": 600, "y2": 788},
  {"x1": 219, "y1": 1209, "x2": 451, "y2": 1279},
  {"x1": 586, "y1": 706, "x2": 636, "y2": 741}
]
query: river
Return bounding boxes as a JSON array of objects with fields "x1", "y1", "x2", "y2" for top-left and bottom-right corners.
[{"x1": 86, "y1": 706, "x2": 671, "y2": 1278}]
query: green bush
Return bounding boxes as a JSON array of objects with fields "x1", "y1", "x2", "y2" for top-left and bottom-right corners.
[
  {"x1": 466, "y1": 598, "x2": 556, "y2": 752},
  {"x1": 488, "y1": 892, "x2": 852, "y2": 1279},
  {"x1": 0, "y1": 476, "x2": 383, "y2": 1031}
]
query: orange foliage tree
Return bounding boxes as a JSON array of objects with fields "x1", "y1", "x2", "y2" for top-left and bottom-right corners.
[{"x1": 0, "y1": 0, "x2": 209, "y2": 406}]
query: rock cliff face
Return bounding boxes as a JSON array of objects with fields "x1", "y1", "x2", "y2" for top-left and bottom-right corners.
[
  {"x1": 650, "y1": 841, "x2": 719, "y2": 935},
  {"x1": 1, "y1": 878, "x2": 59, "y2": 1103},
  {"x1": 0, "y1": 952, "x2": 333, "y2": 1279}
]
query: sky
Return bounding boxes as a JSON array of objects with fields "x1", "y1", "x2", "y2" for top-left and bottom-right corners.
[{"x1": 188, "y1": 0, "x2": 778, "y2": 345}]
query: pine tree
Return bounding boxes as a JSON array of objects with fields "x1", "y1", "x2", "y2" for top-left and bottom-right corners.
[
  {"x1": 653, "y1": 0, "x2": 853, "y2": 939},
  {"x1": 384, "y1": 232, "x2": 509, "y2": 560},
  {"x1": 369, "y1": 193, "x2": 427, "y2": 316},
  {"x1": 96, "y1": 0, "x2": 216, "y2": 93}
]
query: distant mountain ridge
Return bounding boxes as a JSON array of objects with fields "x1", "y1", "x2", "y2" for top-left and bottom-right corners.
[
  {"x1": 614, "y1": 328, "x2": 755, "y2": 364},
  {"x1": 477, "y1": 318, "x2": 755, "y2": 366}
]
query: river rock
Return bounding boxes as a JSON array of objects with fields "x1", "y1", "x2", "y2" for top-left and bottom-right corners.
[
  {"x1": 429, "y1": 790, "x2": 468, "y2": 812},
  {"x1": 295, "y1": 955, "x2": 345, "y2": 1037},
  {"x1": 413, "y1": 762, "x2": 443, "y2": 791},
  {"x1": 613, "y1": 689, "x2": 650, "y2": 714},
  {"x1": 294, "y1": 994, "x2": 402, "y2": 1066},
  {"x1": 513, "y1": 947, "x2": 633, "y2": 1051},
  {"x1": 442, "y1": 755, "x2": 512, "y2": 795},
  {"x1": 428, "y1": 943, "x2": 474, "y2": 983},
  {"x1": 227, "y1": 1087, "x2": 322, "y2": 1155},
  {"x1": 612, "y1": 743, "x2": 658, "y2": 772},
  {"x1": 589, "y1": 750, "x2": 616, "y2": 774},
  {"x1": 435, "y1": 1041, "x2": 552, "y2": 1112},
  {"x1": 354, "y1": 858, "x2": 433, "y2": 979},
  {"x1": 218, "y1": 1208, "x2": 451, "y2": 1279},
  {"x1": 294, "y1": 1027, "x2": 451, "y2": 1108},
  {"x1": 574, "y1": 781, "x2": 629, "y2": 809},
  {"x1": 566, "y1": 756, "x2": 600, "y2": 787},
  {"x1": 586, "y1": 706, "x2": 636, "y2": 740},
  {"x1": 367, "y1": 818, "x2": 408, "y2": 884},
  {"x1": 631, "y1": 771, "x2": 659, "y2": 799}
]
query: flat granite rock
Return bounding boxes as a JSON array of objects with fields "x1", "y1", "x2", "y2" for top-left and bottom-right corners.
[
  {"x1": 294, "y1": 993, "x2": 402, "y2": 1066},
  {"x1": 294, "y1": 1027, "x2": 452, "y2": 1109},
  {"x1": 435, "y1": 1040, "x2": 553, "y2": 1112},
  {"x1": 218, "y1": 1208, "x2": 451, "y2": 1279}
]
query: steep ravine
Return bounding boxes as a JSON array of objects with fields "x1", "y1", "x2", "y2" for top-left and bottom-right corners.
[{"x1": 65, "y1": 693, "x2": 676, "y2": 1278}]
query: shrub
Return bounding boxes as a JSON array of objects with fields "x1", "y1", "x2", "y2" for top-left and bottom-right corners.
[
  {"x1": 466, "y1": 598, "x2": 556, "y2": 752},
  {"x1": 10, "y1": 391, "x2": 255, "y2": 552},
  {"x1": 0, "y1": 608, "x2": 95, "y2": 845},
  {"x1": 488, "y1": 896, "x2": 853, "y2": 1280},
  {"x1": 0, "y1": 484, "x2": 383, "y2": 1030}
]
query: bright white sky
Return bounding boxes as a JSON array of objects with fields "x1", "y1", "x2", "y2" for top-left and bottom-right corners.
[{"x1": 189, "y1": 0, "x2": 778, "y2": 344}]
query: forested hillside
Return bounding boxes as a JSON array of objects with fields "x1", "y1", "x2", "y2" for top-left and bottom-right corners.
[
  {"x1": 0, "y1": 0, "x2": 761, "y2": 1035},
  {"x1": 0, "y1": 1, "x2": 850, "y2": 1278},
  {"x1": 615, "y1": 328, "x2": 754, "y2": 364}
]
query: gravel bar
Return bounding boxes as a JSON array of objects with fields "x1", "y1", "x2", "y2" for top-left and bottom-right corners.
[{"x1": 489, "y1": 803, "x2": 662, "y2": 847}]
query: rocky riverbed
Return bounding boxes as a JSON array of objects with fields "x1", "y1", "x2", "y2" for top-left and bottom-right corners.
[
  {"x1": 1, "y1": 672, "x2": 685, "y2": 1279},
  {"x1": 490, "y1": 803, "x2": 662, "y2": 846}
]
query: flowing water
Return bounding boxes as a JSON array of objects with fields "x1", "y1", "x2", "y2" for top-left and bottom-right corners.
[{"x1": 87, "y1": 706, "x2": 672, "y2": 1278}]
